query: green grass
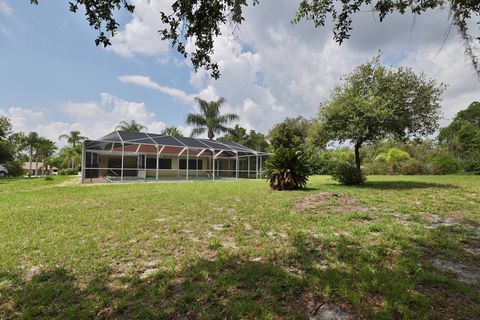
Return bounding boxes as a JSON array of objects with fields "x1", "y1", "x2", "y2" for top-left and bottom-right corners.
[{"x1": 0, "y1": 175, "x2": 479, "y2": 319}]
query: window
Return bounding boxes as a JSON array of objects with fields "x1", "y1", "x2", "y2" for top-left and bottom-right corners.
[
  {"x1": 146, "y1": 158, "x2": 172, "y2": 169},
  {"x1": 179, "y1": 159, "x2": 203, "y2": 170}
]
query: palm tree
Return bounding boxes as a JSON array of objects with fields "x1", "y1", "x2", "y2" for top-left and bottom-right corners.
[
  {"x1": 186, "y1": 97, "x2": 239, "y2": 140},
  {"x1": 36, "y1": 138, "x2": 56, "y2": 176},
  {"x1": 116, "y1": 120, "x2": 147, "y2": 132},
  {"x1": 61, "y1": 147, "x2": 80, "y2": 170},
  {"x1": 161, "y1": 127, "x2": 183, "y2": 137},
  {"x1": 59, "y1": 130, "x2": 87, "y2": 148},
  {"x1": 23, "y1": 132, "x2": 40, "y2": 177}
]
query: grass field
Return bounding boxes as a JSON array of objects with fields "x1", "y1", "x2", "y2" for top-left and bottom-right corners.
[{"x1": 0, "y1": 175, "x2": 479, "y2": 319}]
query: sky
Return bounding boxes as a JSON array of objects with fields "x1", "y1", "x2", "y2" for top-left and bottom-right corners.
[{"x1": 0, "y1": 0, "x2": 479, "y2": 147}]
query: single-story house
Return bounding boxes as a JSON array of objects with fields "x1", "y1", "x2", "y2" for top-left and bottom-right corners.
[
  {"x1": 23, "y1": 162, "x2": 59, "y2": 176},
  {"x1": 82, "y1": 131, "x2": 269, "y2": 183}
]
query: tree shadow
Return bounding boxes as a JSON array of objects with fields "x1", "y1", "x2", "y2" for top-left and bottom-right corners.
[
  {"x1": 358, "y1": 180, "x2": 458, "y2": 190},
  {"x1": 1, "y1": 233, "x2": 478, "y2": 319}
]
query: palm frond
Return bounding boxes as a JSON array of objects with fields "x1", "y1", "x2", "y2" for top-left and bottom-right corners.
[
  {"x1": 190, "y1": 127, "x2": 206, "y2": 137},
  {"x1": 186, "y1": 113, "x2": 207, "y2": 126}
]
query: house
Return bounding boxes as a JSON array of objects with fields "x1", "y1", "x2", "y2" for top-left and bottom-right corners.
[
  {"x1": 23, "y1": 162, "x2": 59, "y2": 176},
  {"x1": 81, "y1": 131, "x2": 269, "y2": 183}
]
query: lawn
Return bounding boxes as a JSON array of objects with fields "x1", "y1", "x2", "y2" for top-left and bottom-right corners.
[{"x1": 0, "y1": 175, "x2": 479, "y2": 319}]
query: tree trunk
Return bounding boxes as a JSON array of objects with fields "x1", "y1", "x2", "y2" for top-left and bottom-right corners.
[
  {"x1": 208, "y1": 129, "x2": 214, "y2": 140},
  {"x1": 35, "y1": 157, "x2": 39, "y2": 177},
  {"x1": 354, "y1": 142, "x2": 363, "y2": 183},
  {"x1": 28, "y1": 147, "x2": 33, "y2": 178}
]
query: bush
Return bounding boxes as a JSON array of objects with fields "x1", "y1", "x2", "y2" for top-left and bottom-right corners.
[
  {"x1": 398, "y1": 158, "x2": 432, "y2": 175},
  {"x1": 263, "y1": 148, "x2": 311, "y2": 190},
  {"x1": 4, "y1": 161, "x2": 25, "y2": 177},
  {"x1": 431, "y1": 154, "x2": 461, "y2": 175},
  {"x1": 331, "y1": 161, "x2": 366, "y2": 185},
  {"x1": 58, "y1": 168, "x2": 78, "y2": 176}
]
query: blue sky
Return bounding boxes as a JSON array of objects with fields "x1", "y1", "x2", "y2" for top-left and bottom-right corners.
[{"x1": 1, "y1": 0, "x2": 479, "y2": 146}]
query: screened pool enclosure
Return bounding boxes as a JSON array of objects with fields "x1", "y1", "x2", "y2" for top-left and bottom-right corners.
[{"x1": 81, "y1": 131, "x2": 269, "y2": 183}]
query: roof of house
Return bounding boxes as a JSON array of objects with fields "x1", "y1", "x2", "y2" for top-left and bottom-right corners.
[
  {"x1": 85, "y1": 131, "x2": 266, "y2": 156},
  {"x1": 22, "y1": 162, "x2": 58, "y2": 170}
]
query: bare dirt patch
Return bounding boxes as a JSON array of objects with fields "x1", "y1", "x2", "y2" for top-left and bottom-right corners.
[
  {"x1": 307, "y1": 301, "x2": 353, "y2": 320},
  {"x1": 431, "y1": 258, "x2": 480, "y2": 284},
  {"x1": 294, "y1": 192, "x2": 368, "y2": 213}
]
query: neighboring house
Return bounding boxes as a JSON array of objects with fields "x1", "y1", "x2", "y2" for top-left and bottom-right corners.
[
  {"x1": 23, "y1": 162, "x2": 59, "y2": 176},
  {"x1": 82, "y1": 131, "x2": 269, "y2": 183}
]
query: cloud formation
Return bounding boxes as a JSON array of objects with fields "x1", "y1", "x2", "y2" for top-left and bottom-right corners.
[
  {"x1": 118, "y1": 75, "x2": 195, "y2": 103},
  {"x1": 111, "y1": 0, "x2": 480, "y2": 133},
  {"x1": 0, "y1": 0, "x2": 12, "y2": 16},
  {"x1": 1, "y1": 93, "x2": 167, "y2": 146}
]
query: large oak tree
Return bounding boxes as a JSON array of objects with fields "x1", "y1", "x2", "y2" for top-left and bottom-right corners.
[{"x1": 315, "y1": 55, "x2": 445, "y2": 183}]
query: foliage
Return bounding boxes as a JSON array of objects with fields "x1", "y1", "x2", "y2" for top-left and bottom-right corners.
[
  {"x1": 374, "y1": 147, "x2": 411, "y2": 174},
  {"x1": 431, "y1": 153, "x2": 462, "y2": 175},
  {"x1": 59, "y1": 131, "x2": 87, "y2": 147},
  {"x1": 4, "y1": 160, "x2": 25, "y2": 177},
  {"x1": 438, "y1": 101, "x2": 480, "y2": 174},
  {"x1": 116, "y1": 120, "x2": 147, "y2": 133},
  {"x1": 58, "y1": 168, "x2": 79, "y2": 176},
  {"x1": 30, "y1": 0, "x2": 135, "y2": 48},
  {"x1": 316, "y1": 55, "x2": 444, "y2": 183},
  {"x1": 219, "y1": 125, "x2": 269, "y2": 151},
  {"x1": 268, "y1": 116, "x2": 311, "y2": 151},
  {"x1": 263, "y1": 148, "x2": 311, "y2": 190},
  {"x1": 187, "y1": 97, "x2": 239, "y2": 140},
  {"x1": 161, "y1": 127, "x2": 183, "y2": 137},
  {"x1": 331, "y1": 161, "x2": 366, "y2": 185},
  {"x1": 0, "y1": 115, "x2": 12, "y2": 139}
]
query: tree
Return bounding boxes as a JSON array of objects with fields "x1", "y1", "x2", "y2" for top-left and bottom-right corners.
[
  {"x1": 219, "y1": 125, "x2": 269, "y2": 151},
  {"x1": 59, "y1": 130, "x2": 87, "y2": 148},
  {"x1": 161, "y1": 127, "x2": 183, "y2": 137},
  {"x1": 23, "y1": 132, "x2": 41, "y2": 178},
  {"x1": 316, "y1": 56, "x2": 444, "y2": 184},
  {"x1": 438, "y1": 101, "x2": 480, "y2": 173},
  {"x1": 0, "y1": 116, "x2": 12, "y2": 139},
  {"x1": 116, "y1": 120, "x2": 147, "y2": 132},
  {"x1": 268, "y1": 116, "x2": 311, "y2": 151},
  {"x1": 31, "y1": 1, "x2": 480, "y2": 78},
  {"x1": 35, "y1": 138, "x2": 57, "y2": 176},
  {"x1": 187, "y1": 97, "x2": 239, "y2": 140}
]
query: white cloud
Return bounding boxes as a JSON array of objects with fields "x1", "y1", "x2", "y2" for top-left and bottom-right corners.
[
  {"x1": 118, "y1": 75, "x2": 195, "y2": 103},
  {"x1": 111, "y1": 0, "x2": 480, "y2": 134},
  {"x1": 1, "y1": 93, "x2": 166, "y2": 147},
  {"x1": 0, "y1": 0, "x2": 12, "y2": 17},
  {"x1": 108, "y1": 0, "x2": 173, "y2": 58}
]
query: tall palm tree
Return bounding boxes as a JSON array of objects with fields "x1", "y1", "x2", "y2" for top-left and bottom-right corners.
[
  {"x1": 23, "y1": 132, "x2": 40, "y2": 178},
  {"x1": 36, "y1": 138, "x2": 56, "y2": 176},
  {"x1": 59, "y1": 130, "x2": 87, "y2": 148},
  {"x1": 116, "y1": 120, "x2": 147, "y2": 132},
  {"x1": 186, "y1": 97, "x2": 239, "y2": 140}
]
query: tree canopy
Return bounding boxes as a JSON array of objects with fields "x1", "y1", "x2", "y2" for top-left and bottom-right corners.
[
  {"x1": 116, "y1": 120, "x2": 148, "y2": 132},
  {"x1": 268, "y1": 116, "x2": 311, "y2": 151},
  {"x1": 219, "y1": 124, "x2": 269, "y2": 151},
  {"x1": 161, "y1": 127, "x2": 183, "y2": 137},
  {"x1": 31, "y1": 0, "x2": 480, "y2": 78},
  {"x1": 186, "y1": 97, "x2": 239, "y2": 140},
  {"x1": 316, "y1": 55, "x2": 444, "y2": 182},
  {"x1": 438, "y1": 101, "x2": 480, "y2": 173}
]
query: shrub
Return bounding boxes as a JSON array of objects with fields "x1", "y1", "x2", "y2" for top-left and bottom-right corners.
[
  {"x1": 398, "y1": 158, "x2": 432, "y2": 175},
  {"x1": 4, "y1": 161, "x2": 25, "y2": 177},
  {"x1": 431, "y1": 154, "x2": 461, "y2": 175},
  {"x1": 331, "y1": 161, "x2": 366, "y2": 185},
  {"x1": 263, "y1": 148, "x2": 311, "y2": 190},
  {"x1": 58, "y1": 168, "x2": 78, "y2": 176}
]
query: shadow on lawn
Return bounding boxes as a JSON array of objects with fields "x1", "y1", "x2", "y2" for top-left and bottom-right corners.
[
  {"x1": 1, "y1": 234, "x2": 478, "y2": 319},
  {"x1": 359, "y1": 180, "x2": 458, "y2": 190}
]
